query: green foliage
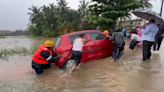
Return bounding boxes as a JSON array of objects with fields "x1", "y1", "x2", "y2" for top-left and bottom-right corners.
[
  {"x1": 28, "y1": 0, "x2": 152, "y2": 36},
  {"x1": 0, "y1": 47, "x2": 30, "y2": 58},
  {"x1": 88, "y1": 0, "x2": 152, "y2": 29},
  {"x1": 28, "y1": 0, "x2": 81, "y2": 37},
  {"x1": 0, "y1": 39, "x2": 45, "y2": 58},
  {"x1": 78, "y1": 0, "x2": 90, "y2": 21},
  {"x1": 78, "y1": 0, "x2": 97, "y2": 30},
  {"x1": 31, "y1": 40, "x2": 44, "y2": 54}
]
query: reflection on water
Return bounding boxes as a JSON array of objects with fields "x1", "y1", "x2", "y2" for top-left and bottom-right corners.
[
  {"x1": 0, "y1": 36, "x2": 54, "y2": 57},
  {"x1": 0, "y1": 36, "x2": 164, "y2": 92},
  {"x1": 0, "y1": 36, "x2": 34, "y2": 50}
]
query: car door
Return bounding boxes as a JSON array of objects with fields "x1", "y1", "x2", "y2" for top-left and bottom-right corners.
[
  {"x1": 69, "y1": 33, "x2": 96, "y2": 63},
  {"x1": 88, "y1": 32, "x2": 114, "y2": 59},
  {"x1": 82, "y1": 33, "x2": 98, "y2": 63}
]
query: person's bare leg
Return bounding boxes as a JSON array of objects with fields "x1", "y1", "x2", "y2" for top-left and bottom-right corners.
[{"x1": 68, "y1": 64, "x2": 76, "y2": 74}]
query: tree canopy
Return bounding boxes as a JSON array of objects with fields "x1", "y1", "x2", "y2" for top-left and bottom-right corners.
[
  {"x1": 28, "y1": 0, "x2": 81, "y2": 37},
  {"x1": 88, "y1": 0, "x2": 152, "y2": 29},
  {"x1": 28, "y1": 0, "x2": 151, "y2": 37}
]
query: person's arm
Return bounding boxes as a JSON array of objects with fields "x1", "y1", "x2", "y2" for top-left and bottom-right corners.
[
  {"x1": 143, "y1": 25, "x2": 150, "y2": 35},
  {"x1": 41, "y1": 51, "x2": 59, "y2": 63},
  {"x1": 161, "y1": 30, "x2": 164, "y2": 38},
  {"x1": 129, "y1": 34, "x2": 133, "y2": 42},
  {"x1": 160, "y1": 26, "x2": 164, "y2": 38},
  {"x1": 105, "y1": 36, "x2": 110, "y2": 40},
  {"x1": 82, "y1": 38, "x2": 88, "y2": 44},
  {"x1": 120, "y1": 32, "x2": 125, "y2": 41},
  {"x1": 161, "y1": 33, "x2": 164, "y2": 38},
  {"x1": 111, "y1": 32, "x2": 115, "y2": 40}
]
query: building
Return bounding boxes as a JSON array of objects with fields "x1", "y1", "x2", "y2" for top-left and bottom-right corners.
[{"x1": 119, "y1": 18, "x2": 147, "y2": 28}]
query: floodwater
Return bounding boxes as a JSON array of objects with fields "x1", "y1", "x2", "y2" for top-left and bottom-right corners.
[
  {"x1": 0, "y1": 36, "x2": 34, "y2": 50},
  {"x1": 0, "y1": 36, "x2": 164, "y2": 92}
]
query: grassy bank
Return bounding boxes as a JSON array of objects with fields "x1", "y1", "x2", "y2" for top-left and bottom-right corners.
[
  {"x1": 0, "y1": 36, "x2": 56, "y2": 58},
  {"x1": 0, "y1": 40, "x2": 44, "y2": 58}
]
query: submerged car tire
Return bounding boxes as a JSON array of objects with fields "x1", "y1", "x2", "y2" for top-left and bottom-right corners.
[{"x1": 64, "y1": 59, "x2": 76, "y2": 72}]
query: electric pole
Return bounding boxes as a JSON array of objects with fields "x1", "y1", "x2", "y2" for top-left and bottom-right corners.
[{"x1": 160, "y1": 0, "x2": 164, "y2": 16}]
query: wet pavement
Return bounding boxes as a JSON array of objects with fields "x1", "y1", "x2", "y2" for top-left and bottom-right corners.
[{"x1": 0, "y1": 36, "x2": 164, "y2": 92}]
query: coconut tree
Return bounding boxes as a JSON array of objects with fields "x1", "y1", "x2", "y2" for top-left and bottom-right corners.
[
  {"x1": 56, "y1": 0, "x2": 80, "y2": 33},
  {"x1": 27, "y1": 1, "x2": 82, "y2": 37},
  {"x1": 57, "y1": 0, "x2": 69, "y2": 16},
  {"x1": 28, "y1": 6, "x2": 42, "y2": 24},
  {"x1": 28, "y1": 6, "x2": 43, "y2": 36},
  {"x1": 78, "y1": 0, "x2": 90, "y2": 21},
  {"x1": 41, "y1": 4, "x2": 59, "y2": 36}
]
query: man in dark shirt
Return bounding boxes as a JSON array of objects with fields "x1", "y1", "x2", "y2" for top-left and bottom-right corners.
[
  {"x1": 111, "y1": 29, "x2": 125, "y2": 61},
  {"x1": 153, "y1": 23, "x2": 164, "y2": 51}
]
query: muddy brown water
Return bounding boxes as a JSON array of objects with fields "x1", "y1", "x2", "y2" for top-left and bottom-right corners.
[{"x1": 0, "y1": 36, "x2": 164, "y2": 92}]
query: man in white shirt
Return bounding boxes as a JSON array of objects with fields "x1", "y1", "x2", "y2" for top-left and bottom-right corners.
[
  {"x1": 71, "y1": 34, "x2": 85, "y2": 70},
  {"x1": 142, "y1": 19, "x2": 159, "y2": 61},
  {"x1": 131, "y1": 32, "x2": 141, "y2": 42},
  {"x1": 129, "y1": 31, "x2": 141, "y2": 50}
]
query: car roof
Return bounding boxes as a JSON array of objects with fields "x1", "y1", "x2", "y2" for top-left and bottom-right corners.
[{"x1": 60, "y1": 30, "x2": 102, "y2": 37}]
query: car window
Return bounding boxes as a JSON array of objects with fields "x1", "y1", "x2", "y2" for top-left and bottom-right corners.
[
  {"x1": 55, "y1": 37, "x2": 61, "y2": 48},
  {"x1": 89, "y1": 33, "x2": 105, "y2": 40},
  {"x1": 69, "y1": 34, "x2": 86, "y2": 44}
]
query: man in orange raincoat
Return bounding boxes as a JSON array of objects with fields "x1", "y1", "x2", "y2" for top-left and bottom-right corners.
[{"x1": 32, "y1": 40, "x2": 60, "y2": 75}]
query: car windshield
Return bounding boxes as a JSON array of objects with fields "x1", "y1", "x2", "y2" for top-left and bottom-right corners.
[
  {"x1": 89, "y1": 33, "x2": 105, "y2": 40},
  {"x1": 70, "y1": 35, "x2": 81, "y2": 44},
  {"x1": 69, "y1": 34, "x2": 88, "y2": 44},
  {"x1": 55, "y1": 37, "x2": 61, "y2": 48}
]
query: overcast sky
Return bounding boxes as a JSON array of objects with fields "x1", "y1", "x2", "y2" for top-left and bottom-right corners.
[{"x1": 0, "y1": 0, "x2": 163, "y2": 30}]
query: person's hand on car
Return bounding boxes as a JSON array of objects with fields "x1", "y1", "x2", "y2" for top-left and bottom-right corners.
[{"x1": 161, "y1": 34, "x2": 164, "y2": 38}]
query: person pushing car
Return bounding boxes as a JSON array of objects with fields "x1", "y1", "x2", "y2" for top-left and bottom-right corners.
[
  {"x1": 31, "y1": 40, "x2": 60, "y2": 75},
  {"x1": 103, "y1": 30, "x2": 110, "y2": 39},
  {"x1": 68, "y1": 34, "x2": 86, "y2": 73}
]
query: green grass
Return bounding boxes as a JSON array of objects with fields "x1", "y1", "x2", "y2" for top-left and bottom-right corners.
[
  {"x1": 0, "y1": 40, "x2": 44, "y2": 58},
  {"x1": 31, "y1": 40, "x2": 44, "y2": 54},
  {"x1": 0, "y1": 36, "x2": 6, "y2": 38},
  {"x1": 0, "y1": 47, "x2": 30, "y2": 58},
  {"x1": 0, "y1": 36, "x2": 54, "y2": 58}
]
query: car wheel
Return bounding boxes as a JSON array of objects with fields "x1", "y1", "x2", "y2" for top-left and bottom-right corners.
[{"x1": 64, "y1": 59, "x2": 76, "y2": 72}]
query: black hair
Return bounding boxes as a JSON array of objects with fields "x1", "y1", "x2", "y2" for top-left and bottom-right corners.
[
  {"x1": 114, "y1": 28, "x2": 121, "y2": 32},
  {"x1": 80, "y1": 34, "x2": 84, "y2": 38},
  {"x1": 157, "y1": 24, "x2": 160, "y2": 26},
  {"x1": 131, "y1": 31, "x2": 137, "y2": 34},
  {"x1": 149, "y1": 19, "x2": 155, "y2": 23}
]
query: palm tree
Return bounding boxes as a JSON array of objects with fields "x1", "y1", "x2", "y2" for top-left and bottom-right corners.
[
  {"x1": 27, "y1": 2, "x2": 81, "y2": 37},
  {"x1": 57, "y1": 0, "x2": 68, "y2": 13},
  {"x1": 28, "y1": 5, "x2": 44, "y2": 36},
  {"x1": 78, "y1": 0, "x2": 90, "y2": 21},
  {"x1": 28, "y1": 6, "x2": 42, "y2": 24},
  {"x1": 42, "y1": 4, "x2": 57, "y2": 29}
]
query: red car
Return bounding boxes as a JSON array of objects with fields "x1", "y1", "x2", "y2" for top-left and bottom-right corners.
[{"x1": 55, "y1": 30, "x2": 115, "y2": 69}]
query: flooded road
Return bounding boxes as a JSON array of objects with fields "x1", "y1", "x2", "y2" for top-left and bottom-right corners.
[
  {"x1": 0, "y1": 36, "x2": 34, "y2": 50},
  {"x1": 0, "y1": 36, "x2": 164, "y2": 92}
]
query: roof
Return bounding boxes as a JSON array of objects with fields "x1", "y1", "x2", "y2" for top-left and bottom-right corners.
[
  {"x1": 61, "y1": 30, "x2": 101, "y2": 37},
  {"x1": 120, "y1": 19, "x2": 142, "y2": 23}
]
